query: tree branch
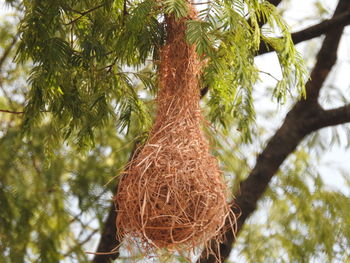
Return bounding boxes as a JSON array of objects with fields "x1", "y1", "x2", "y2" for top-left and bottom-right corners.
[
  {"x1": 0, "y1": 33, "x2": 19, "y2": 71},
  {"x1": 258, "y1": 9, "x2": 350, "y2": 55},
  {"x1": 92, "y1": 142, "x2": 142, "y2": 263},
  {"x1": 0, "y1": 109, "x2": 24, "y2": 114},
  {"x1": 64, "y1": 229, "x2": 99, "y2": 258},
  {"x1": 198, "y1": 1, "x2": 350, "y2": 262},
  {"x1": 92, "y1": 203, "x2": 119, "y2": 263},
  {"x1": 0, "y1": 109, "x2": 49, "y2": 114},
  {"x1": 0, "y1": 33, "x2": 20, "y2": 112},
  {"x1": 309, "y1": 104, "x2": 350, "y2": 131},
  {"x1": 64, "y1": 4, "x2": 104, "y2": 26},
  {"x1": 301, "y1": 1, "x2": 349, "y2": 101},
  {"x1": 268, "y1": 0, "x2": 282, "y2": 6}
]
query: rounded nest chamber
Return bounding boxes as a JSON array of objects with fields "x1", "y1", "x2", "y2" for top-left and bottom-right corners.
[{"x1": 115, "y1": 2, "x2": 235, "y2": 256}]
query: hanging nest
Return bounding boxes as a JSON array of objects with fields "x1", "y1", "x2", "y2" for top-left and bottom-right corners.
[{"x1": 115, "y1": 3, "x2": 235, "y2": 255}]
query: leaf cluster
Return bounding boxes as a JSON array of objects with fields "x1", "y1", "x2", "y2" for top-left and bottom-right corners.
[
  {"x1": 14, "y1": 0, "x2": 161, "y2": 149},
  {"x1": 0, "y1": 119, "x2": 138, "y2": 262},
  {"x1": 236, "y1": 150, "x2": 350, "y2": 263},
  {"x1": 11, "y1": 0, "x2": 308, "y2": 147},
  {"x1": 186, "y1": 0, "x2": 307, "y2": 142}
]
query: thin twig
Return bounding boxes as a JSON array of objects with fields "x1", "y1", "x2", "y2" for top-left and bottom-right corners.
[
  {"x1": 0, "y1": 109, "x2": 24, "y2": 114},
  {"x1": 0, "y1": 33, "x2": 20, "y2": 111},
  {"x1": 63, "y1": 229, "x2": 99, "y2": 257},
  {"x1": 259, "y1": 70, "x2": 279, "y2": 82},
  {"x1": 0, "y1": 109, "x2": 49, "y2": 114},
  {"x1": 65, "y1": 4, "x2": 104, "y2": 26},
  {"x1": 191, "y1": 2, "x2": 211, "y2": 5},
  {"x1": 0, "y1": 33, "x2": 19, "y2": 70}
]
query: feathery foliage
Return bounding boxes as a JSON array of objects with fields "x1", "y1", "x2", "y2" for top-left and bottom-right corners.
[
  {"x1": 186, "y1": 0, "x2": 307, "y2": 141},
  {"x1": 237, "y1": 150, "x2": 350, "y2": 263},
  {"x1": 9, "y1": 0, "x2": 307, "y2": 147}
]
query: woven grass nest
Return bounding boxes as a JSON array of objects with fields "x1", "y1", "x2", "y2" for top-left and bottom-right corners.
[{"x1": 115, "y1": 3, "x2": 235, "y2": 255}]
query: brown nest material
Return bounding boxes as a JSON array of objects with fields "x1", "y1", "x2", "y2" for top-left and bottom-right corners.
[{"x1": 115, "y1": 3, "x2": 235, "y2": 255}]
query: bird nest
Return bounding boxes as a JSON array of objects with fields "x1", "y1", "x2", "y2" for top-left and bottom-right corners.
[{"x1": 115, "y1": 3, "x2": 235, "y2": 257}]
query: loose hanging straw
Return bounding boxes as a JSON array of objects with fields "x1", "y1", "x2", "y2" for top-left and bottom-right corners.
[{"x1": 115, "y1": 1, "x2": 236, "y2": 257}]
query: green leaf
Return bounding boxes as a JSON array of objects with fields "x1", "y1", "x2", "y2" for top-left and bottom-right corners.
[{"x1": 163, "y1": 0, "x2": 189, "y2": 19}]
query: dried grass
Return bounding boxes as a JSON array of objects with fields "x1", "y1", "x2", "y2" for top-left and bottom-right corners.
[{"x1": 115, "y1": 3, "x2": 236, "y2": 258}]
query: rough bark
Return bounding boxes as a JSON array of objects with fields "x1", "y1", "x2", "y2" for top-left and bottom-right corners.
[
  {"x1": 258, "y1": 10, "x2": 350, "y2": 55},
  {"x1": 310, "y1": 104, "x2": 350, "y2": 130},
  {"x1": 92, "y1": 206, "x2": 119, "y2": 263},
  {"x1": 92, "y1": 142, "x2": 142, "y2": 263},
  {"x1": 198, "y1": 0, "x2": 350, "y2": 262}
]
